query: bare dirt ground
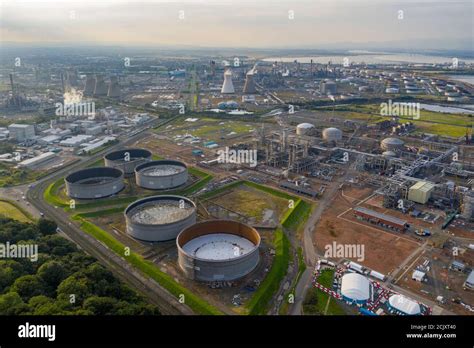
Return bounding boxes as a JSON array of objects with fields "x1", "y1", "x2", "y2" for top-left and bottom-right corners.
[
  {"x1": 396, "y1": 247, "x2": 474, "y2": 315},
  {"x1": 314, "y1": 186, "x2": 420, "y2": 275}
]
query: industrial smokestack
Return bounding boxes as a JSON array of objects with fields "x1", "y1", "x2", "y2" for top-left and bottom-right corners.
[
  {"x1": 9, "y1": 73, "x2": 15, "y2": 96},
  {"x1": 93, "y1": 74, "x2": 108, "y2": 96},
  {"x1": 83, "y1": 74, "x2": 96, "y2": 96},
  {"x1": 107, "y1": 76, "x2": 121, "y2": 98},
  {"x1": 60, "y1": 72, "x2": 65, "y2": 93},
  {"x1": 210, "y1": 60, "x2": 216, "y2": 77},
  {"x1": 221, "y1": 68, "x2": 235, "y2": 94}
]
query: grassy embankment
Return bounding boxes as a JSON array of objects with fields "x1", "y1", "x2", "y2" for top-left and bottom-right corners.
[{"x1": 0, "y1": 199, "x2": 34, "y2": 222}]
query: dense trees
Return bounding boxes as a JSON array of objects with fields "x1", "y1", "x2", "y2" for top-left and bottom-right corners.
[{"x1": 0, "y1": 218, "x2": 159, "y2": 315}]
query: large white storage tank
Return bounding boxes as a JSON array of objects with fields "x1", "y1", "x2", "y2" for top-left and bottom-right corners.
[
  {"x1": 381, "y1": 137, "x2": 404, "y2": 151},
  {"x1": 296, "y1": 123, "x2": 315, "y2": 136},
  {"x1": 322, "y1": 127, "x2": 342, "y2": 142}
]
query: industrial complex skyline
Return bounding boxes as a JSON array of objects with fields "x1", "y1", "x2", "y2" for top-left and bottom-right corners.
[
  {"x1": 0, "y1": 0, "x2": 472, "y2": 345},
  {"x1": 1, "y1": 0, "x2": 472, "y2": 50}
]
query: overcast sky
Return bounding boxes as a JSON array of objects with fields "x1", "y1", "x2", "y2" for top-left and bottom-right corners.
[{"x1": 1, "y1": 0, "x2": 472, "y2": 50}]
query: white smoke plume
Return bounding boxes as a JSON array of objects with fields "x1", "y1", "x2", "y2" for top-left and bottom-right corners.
[{"x1": 63, "y1": 88, "x2": 83, "y2": 105}]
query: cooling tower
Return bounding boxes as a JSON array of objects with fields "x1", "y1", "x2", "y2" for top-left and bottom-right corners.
[
  {"x1": 107, "y1": 76, "x2": 121, "y2": 98},
  {"x1": 93, "y1": 74, "x2": 108, "y2": 96},
  {"x1": 221, "y1": 69, "x2": 235, "y2": 94},
  {"x1": 243, "y1": 72, "x2": 257, "y2": 94},
  {"x1": 83, "y1": 74, "x2": 96, "y2": 96},
  {"x1": 66, "y1": 71, "x2": 79, "y2": 87}
]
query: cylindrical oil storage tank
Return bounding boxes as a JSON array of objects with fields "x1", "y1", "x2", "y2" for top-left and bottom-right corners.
[
  {"x1": 135, "y1": 160, "x2": 188, "y2": 190},
  {"x1": 296, "y1": 123, "x2": 315, "y2": 136},
  {"x1": 125, "y1": 195, "x2": 196, "y2": 242},
  {"x1": 104, "y1": 148, "x2": 152, "y2": 175},
  {"x1": 322, "y1": 127, "x2": 342, "y2": 142},
  {"x1": 381, "y1": 137, "x2": 405, "y2": 151},
  {"x1": 65, "y1": 167, "x2": 124, "y2": 199},
  {"x1": 177, "y1": 220, "x2": 261, "y2": 281}
]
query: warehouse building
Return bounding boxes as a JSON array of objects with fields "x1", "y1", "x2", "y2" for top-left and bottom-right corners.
[
  {"x1": 354, "y1": 206, "x2": 409, "y2": 231},
  {"x1": 464, "y1": 270, "x2": 474, "y2": 290},
  {"x1": 412, "y1": 270, "x2": 426, "y2": 282},
  {"x1": 60, "y1": 135, "x2": 93, "y2": 147},
  {"x1": 451, "y1": 260, "x2": 466, "y2": 272},
  {"x1": 18, "y1": 152, "x2": 57, "y2": 169},
  {"x1": 408, "y1": 181, "x2": 435, "y2": 204}
]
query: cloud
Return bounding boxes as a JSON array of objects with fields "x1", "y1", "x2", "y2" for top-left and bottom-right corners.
[{"x1": 0, "y1": 0, "x2": 472, "y2": 49}]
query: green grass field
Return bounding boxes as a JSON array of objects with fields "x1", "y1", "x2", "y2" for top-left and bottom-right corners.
[
  {"x1": 0, "y1": 200, "x2": 33, "y2": 222},
  {"x1": 0, "y1": 162, "x2": 41, "y2": 187},
  {"x1": 44, "y1": 166, "x2": 214, "y2": 212},
  {"x1": 246, "y1": 228, "x2": 290, "y2": 315},
  {"x1": 317, "y1": 269, "x2": 335, "y2": 288},
  {"x1": 302, "y1": 268, "x2": 345, "y2": 315},
  {"x1": 332, "y1": 104, "x2": 472, "y2": 137},
  {"x1": 72, "y1": 214, "x2": 222, "y2": 315},
  {"x1": 167, "y1": 117, "x2": 255, "y2": 142},
  {"x1": 46, "y1": 168, "x2": 314, "y2": 315},
  {"x1": 303, "y1": 288, "x2": 345, "y2": 315}
]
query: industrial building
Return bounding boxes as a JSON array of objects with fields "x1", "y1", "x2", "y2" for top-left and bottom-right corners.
[
  {"x1": 388, "y1": 294, "x2": 421, "y2": 315},
  {"x1": 135, "y1": 160, "x2": 188, "y2": 190},
  {"x1": 177, "y1": 220, "x2": 261, "y2": 282},
  {"x1": 18, "y1": 152, "x2": 57, "y2": 169},
  {"x1": 464, "y1": 270, "x2": 474, "y2": 290},
  {"x1": 60, "y1": 135, "x2": 93, "y2": 147},
  {"x1": 125, "y1": 195, "x2": 196, "y2": 242},
  {"x1": 104, "y1": 148, "x2": 152, "y2": 175},
  {"x1": 451, "y1": 260, "x2": 466, "y2": 272},
  {"x1": 320, "y1": 80, "x2": 337, "y2": 95},
  {"x1": 8, "y1": 124, "x2": 35, "y2": 142},
  {"x1": 65, "y1": 167, "x2": 124, "y2": 199},
  {"x1": 412, "y1": 270, "x2": 426, "y2": 282},
  {"x1": 354, "y1": 206, "x2": 408, "y2": 231},
  {"x1": 408, "y1": 181, "x2": 435, "y2": 204},
  {"x1": 340, "y1": 273, "x2": 371, "y2": 304}
]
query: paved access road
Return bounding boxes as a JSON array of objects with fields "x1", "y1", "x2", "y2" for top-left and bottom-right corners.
[{"x1": 23, "y1": 119, "x2": 195, "y2": 315}]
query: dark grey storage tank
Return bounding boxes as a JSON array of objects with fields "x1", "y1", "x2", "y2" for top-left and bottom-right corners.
[
  {"x1": 135, "y1": 160, "x2": 188, "y2": 190},
  {"x1": 104, "y1": 148, "x2": 152, "y2": 175},
  {"x1": 65, "y1": 167, "x2": 124, "y2": 199}
]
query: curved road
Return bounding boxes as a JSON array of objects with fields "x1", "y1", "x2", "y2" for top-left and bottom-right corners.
[{"x1": 22, "y1": 120, "x2": 195, "y2": 315}]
